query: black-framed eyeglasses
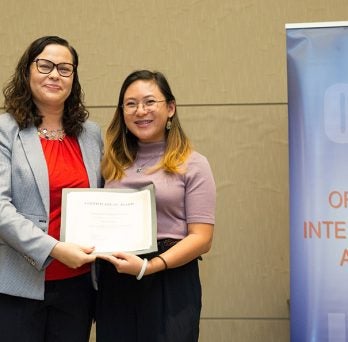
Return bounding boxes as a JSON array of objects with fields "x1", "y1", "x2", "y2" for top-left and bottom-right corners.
[
  {"x1": 33, "y1": 58, "x2": 75, "y2": 77},
  {"x1": 122, "y1": 98, "x2": 166, "y2": 115}
]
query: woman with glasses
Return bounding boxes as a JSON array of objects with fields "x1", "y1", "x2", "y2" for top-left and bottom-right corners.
[
  {"x1": 96, "y1": 70, "x2": 216, "y2": 342},
  {"x1": 0, "y1": 36, "x2": 103, "y2": 341}
]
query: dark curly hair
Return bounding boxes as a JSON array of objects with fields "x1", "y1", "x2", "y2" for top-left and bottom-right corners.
[{"x1": 2, "y1": 36, "x2": 89, "y2": 136}]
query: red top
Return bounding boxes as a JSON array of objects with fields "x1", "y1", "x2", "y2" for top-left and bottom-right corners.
[{"x1": 40, "y1": 136, "x2": 91, "y2": 281}]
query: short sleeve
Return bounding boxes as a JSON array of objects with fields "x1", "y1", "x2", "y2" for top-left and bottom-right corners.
[{"x1": 184, "y1": 152, "x2": 216, "y2": 224}]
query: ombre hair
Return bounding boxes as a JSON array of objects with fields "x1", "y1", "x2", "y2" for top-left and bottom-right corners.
[
  {"x1": 2, "y1": 35, "x2": 88, "y2": 136},
  {"x1": 102, "y1": 70, "x2": 191, "y2": 181}
]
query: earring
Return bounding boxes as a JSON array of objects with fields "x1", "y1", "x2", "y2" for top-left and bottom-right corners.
[{"x1": 166, "y1": 119, "x2": 172, "y2": 130}]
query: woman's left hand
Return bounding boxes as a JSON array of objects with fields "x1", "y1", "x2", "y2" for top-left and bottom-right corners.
[{"x1": 97, "y1": 251, "x2": 144, "y2": 276}]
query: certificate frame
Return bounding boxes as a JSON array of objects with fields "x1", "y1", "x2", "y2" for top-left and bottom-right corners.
[{"x1": 60, "y1": 184, "x2": 157, "y2": 255}]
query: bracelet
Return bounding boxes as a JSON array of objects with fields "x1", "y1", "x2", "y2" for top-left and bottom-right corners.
[
  {"x1": 155, "y1": 255, "x2": 168, "y2": 270},
  {"x1": 136, "y1": 258, "x2": 148, "y2": 280}
]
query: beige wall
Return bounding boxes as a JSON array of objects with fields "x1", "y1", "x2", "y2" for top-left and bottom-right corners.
[{"x1": 2, "y1": 1, "x2": 348, "y2": 341}]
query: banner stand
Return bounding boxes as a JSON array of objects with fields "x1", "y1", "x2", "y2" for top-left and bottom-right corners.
[{"x1": 287, "y1": 21, "x2": 348, "y2": 342}]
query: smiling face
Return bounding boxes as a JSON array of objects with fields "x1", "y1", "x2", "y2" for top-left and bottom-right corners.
[
  {"x1": 29, "y1": 44, "x2": 74, "y2": 114},
  {"x1": 123, "y1": 80, "x2": 175, "y2": 143}
]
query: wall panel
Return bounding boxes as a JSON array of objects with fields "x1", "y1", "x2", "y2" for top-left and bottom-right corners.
[
  {"x1": 1, "y1": 0, "x2": 348, "y2": 107},
  {"x1": 200, "y1": 319, "x2": 289, "y2": 342}
]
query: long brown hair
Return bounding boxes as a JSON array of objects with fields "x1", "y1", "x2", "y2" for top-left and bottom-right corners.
[
  {"x1": 2, "y1": 35, "x2": 88, "y2": 136},
  {"x1": 102, "y1": 70, "x2": 191, "y2": 181}
]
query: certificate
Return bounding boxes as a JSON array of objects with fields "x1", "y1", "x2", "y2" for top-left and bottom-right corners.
[{"x1": 60, "y1": 184, "x2": 157, "y2": 255}]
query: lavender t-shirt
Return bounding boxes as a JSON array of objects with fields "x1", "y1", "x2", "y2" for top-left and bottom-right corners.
[{"x1": 105, "y1": 141, "x2": 216, "y2": 240}]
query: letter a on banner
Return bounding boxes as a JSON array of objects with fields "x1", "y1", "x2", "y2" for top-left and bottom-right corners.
[{"x1": 287, "y1": 21, "x2": 348, "y2": 342}]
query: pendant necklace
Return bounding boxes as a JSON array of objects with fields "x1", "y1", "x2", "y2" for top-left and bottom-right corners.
[{"x1": 135, "y1": 155, "x2": 161, "y2": 173}]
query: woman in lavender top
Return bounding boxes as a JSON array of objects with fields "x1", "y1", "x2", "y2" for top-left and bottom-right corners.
[{"x1": 96, "y1": 70, "x2": 216, "y2": 342}]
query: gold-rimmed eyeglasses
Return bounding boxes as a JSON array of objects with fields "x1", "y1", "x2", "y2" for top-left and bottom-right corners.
[
  {"x1": 122, "y1": 98, "x2": 166, "y2": 115},
  {"x1": 33, "y1": 58, "x2": 75, "y2": 77}
]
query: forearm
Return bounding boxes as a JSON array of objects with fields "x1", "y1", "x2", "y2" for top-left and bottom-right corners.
[
  {"x1": 97, "y1": 224, "x2": 214, "y2": 278},
  {"x1": 146, "y1": 223, "x2": 213, "y2": 275}
]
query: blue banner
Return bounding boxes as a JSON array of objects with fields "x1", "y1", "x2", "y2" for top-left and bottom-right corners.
[{"x1": 287, "y1": 23, "x2": 348, "y2": 342}]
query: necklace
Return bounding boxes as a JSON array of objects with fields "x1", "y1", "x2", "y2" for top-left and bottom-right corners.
[
  {"x1": 37, "y1": 127, "x2": 66, "y2": 141},
  {"x1": 135, "y1": 155, "x2": 161, "y2": 173}
]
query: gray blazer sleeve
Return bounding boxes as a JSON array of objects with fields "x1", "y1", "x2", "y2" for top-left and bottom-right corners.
[
  {"x1": 0, "y1": 115, "x2": 103, "y2": 272},
  {"x1": 0, "y1": 114, "x2": 57, "y2": 271},
  {"x1": 0, "y1": 113, "x2": 103, "y2": 299}
]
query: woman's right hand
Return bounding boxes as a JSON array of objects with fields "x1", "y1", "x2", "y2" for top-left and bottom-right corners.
[{"x1": 50, "y1": 242, "x2": 96, "y2": 269}]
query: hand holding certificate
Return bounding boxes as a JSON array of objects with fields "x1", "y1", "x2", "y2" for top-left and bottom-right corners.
[{"x1": 60, "y1": 184, "x2": 157, "y2": 255}]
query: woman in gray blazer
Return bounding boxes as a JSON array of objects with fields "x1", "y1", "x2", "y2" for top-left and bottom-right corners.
[{"x1": 0, "y1": 36, "x2": 103, "y2": 342}]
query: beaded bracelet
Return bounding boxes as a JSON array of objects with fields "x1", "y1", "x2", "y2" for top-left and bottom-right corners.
[
  {"x1": 136, "y1": 258, "x2": 148, "y2": 280},
  {"x1": 155, "y1": 255, "x2": 168, "y2": 270}
]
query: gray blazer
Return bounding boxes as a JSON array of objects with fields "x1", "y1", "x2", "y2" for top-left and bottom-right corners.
[{"x1": 0, "y1": 113, "x2": 103, "y2": 300}]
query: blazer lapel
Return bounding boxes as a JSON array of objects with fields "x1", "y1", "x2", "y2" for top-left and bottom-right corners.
[
  {"x1": 78, "y1": 128, "x2": 97, "y2": 188},
  {"x1": 19, "y1": 126, "x2": 49, "y2": 215}
]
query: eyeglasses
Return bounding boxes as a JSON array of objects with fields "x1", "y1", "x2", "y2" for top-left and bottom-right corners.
[
  {"x1": 33, "y1": 58, "x2": 75, "y2": 77},
  {"x1": 122, "y1": 98, "x2": 166, "y2": 115}
]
